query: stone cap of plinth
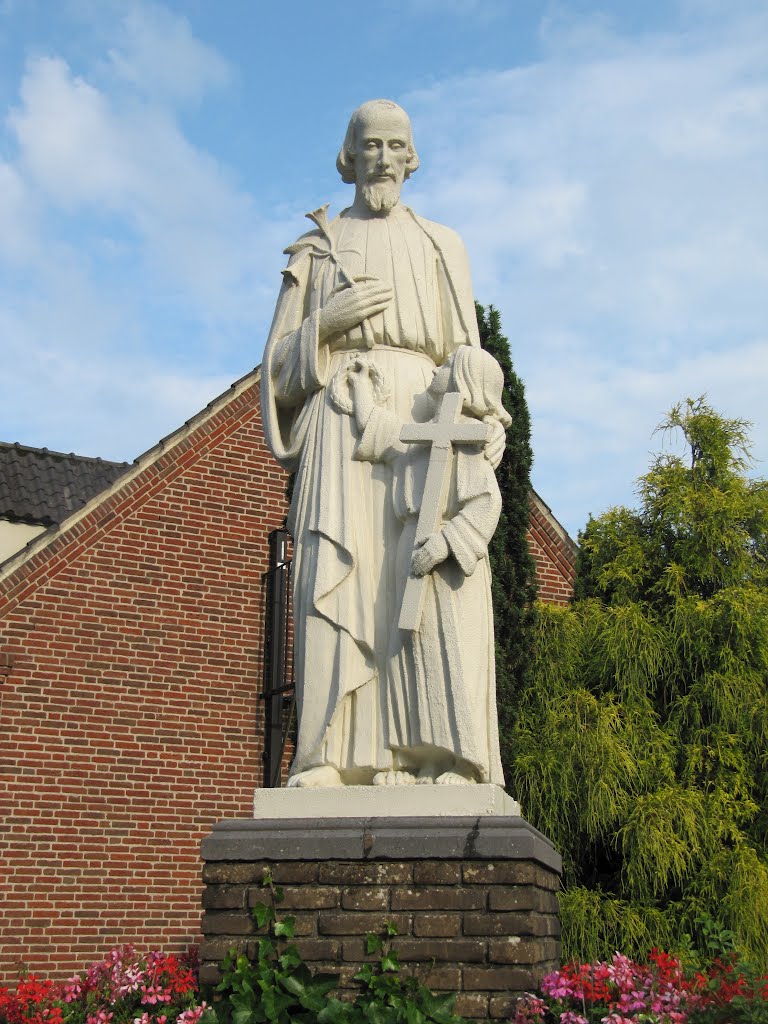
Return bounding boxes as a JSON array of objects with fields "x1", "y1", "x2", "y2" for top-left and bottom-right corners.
[
  {"x1": 254, "y1": 783, "x2": 520, "y2": 821},
  {"x1": 202, "y1": 813, "x2": 561, "y2": 874}
]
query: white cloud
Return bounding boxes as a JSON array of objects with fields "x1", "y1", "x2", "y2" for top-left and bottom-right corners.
[
  {"x1": 107, "y1": 2, "x2": 231, "y2": 103},
  {"x1": 6, "y1": 52, "x2": 275, "y2": 328},
  {"x1": 9, "y1": 57, "x2": 131, "y2": 207},
  {"x1": 1, "y1": 0, "x2": 766, "y2": 540},
  {"x1": 0, "y1": 5, "x2": 273, "y2": 460},
  {"x1": 0, "y1": 161, "x2": 39, "y2": 264},
  {"x1": 400, "y1": 6, "x2": 768, "y2": 532},
  {"x1": 2, "y1": 338, "x2": 237, "y2": 460}
]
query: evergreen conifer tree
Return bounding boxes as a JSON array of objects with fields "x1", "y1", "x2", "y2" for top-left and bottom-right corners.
[
  {"x1": 509, "y1": 397, "x2": 768, "y2": 963},
  {"x1": 475, "y1": 303, "x2": 538, "y2": 757}
]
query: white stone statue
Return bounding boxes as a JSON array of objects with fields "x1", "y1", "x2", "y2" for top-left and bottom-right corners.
[{"x1": 261, "y1": 99, "x2": 508, "y2": 789}]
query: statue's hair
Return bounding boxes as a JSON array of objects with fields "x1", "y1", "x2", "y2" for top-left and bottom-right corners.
[
  {"x1": 336, "y1": 99, "x2": 420, "y2": 184},
  {"x1": 449, "y1": 347, "x2": 512, "y2": 429}
]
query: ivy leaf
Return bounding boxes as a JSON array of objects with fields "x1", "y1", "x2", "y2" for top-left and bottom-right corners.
[
  {"x1": 274, "y1": 916, "x2": 296, "y2": 938},
  {"x1": 425, "y1": 992, "x2": 459, "y2": 1023},
  {"x1": 405, "y1": 1004, "x2": 426, "y2": 1024},
  {"x1": 317, "y1": 998, "x2": 351, "y2": 1024},
  {"x1": 278, "y1": 948, "x2": 302, "y2": 971},
  {"x1": 366, "y1": 934, "x2": 383, "y2": 955},
  {"x1": 252, "y1": 903, "x2": 273, "y2": 929},
  {"x1": 281, "y1": 974, "x2": 306, "y2": 999}
]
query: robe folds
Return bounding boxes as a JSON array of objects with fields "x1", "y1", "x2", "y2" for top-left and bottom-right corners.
[
  {"x1": 261, "y1": 203, "x2": 480, "y2": 781},
  {"x1": 355, "y1": 406, "x2": 505, "y2": 786}
]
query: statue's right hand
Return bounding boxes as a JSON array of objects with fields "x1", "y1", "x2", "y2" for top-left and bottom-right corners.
[{"x1": 319, "y1": 281, "x2": 393, "y2": 342}]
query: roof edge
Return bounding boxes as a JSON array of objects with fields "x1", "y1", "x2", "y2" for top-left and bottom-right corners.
[
  {"x1": 0, "y1": 440, "x2": 130, "y2": 468},
  {"x1": 0, "y1": 365, "x2": 262, "y2": 583},
  {"x1": 529, "y1": 487, "x2": 579, "y2": 557}
]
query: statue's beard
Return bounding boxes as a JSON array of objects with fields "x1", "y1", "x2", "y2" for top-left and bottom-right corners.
[{"x1": 361, "y1": 179, "x2": 401, "y2": 212}]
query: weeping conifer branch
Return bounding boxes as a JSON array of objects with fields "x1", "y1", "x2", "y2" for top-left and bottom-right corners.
[{"x1": 510, "y1": 396, "x2": 768, "y2": 964}]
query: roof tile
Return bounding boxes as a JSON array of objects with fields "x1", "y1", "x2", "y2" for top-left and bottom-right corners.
[{"x1": 0, "y1": 442, "x2": 130, "y2": 526}]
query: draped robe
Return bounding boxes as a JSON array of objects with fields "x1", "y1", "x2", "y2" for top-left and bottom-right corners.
[
  {"x1": 355, "y1": 403, "x2": 505, "y2": 785},
  {"x1": 261, "y1": 203, "x2": 479, "y2": 781}
]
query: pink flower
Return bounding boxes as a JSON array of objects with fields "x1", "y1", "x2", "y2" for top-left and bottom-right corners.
[
  {"x1": 559, "y1": 1012, "x2": 589, "y2": 1024},
  {"x1": 140, "y1": 985, "x2": 171, "y2": 1006},
  {"x1": 513, "y1": 993, "x2": 547, "y2": 1022},
  {"x1": 62, "y1": 976, "x2": 83, "y2": 1003},
  {"x1": 86, "y1": 1012, "x2": 113, "y2": 1024},
  {"x1": 117, "y1": 966, "x2": 143, "y2": 997},
  {"x1": 176, "y1": 1002, "x2": 208, "y2": 1024},
  {"x1": 542, "y1": 970, "x2": 580, "y2": 1000}
]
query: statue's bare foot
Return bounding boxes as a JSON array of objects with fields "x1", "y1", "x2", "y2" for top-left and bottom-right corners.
[
  {"x1": 287, "y1": 765, "x2": 342, "y2": 788},
  {"x1": 416, "y1": 765, "x2": 438, "y2": 785},
  {"x1": 372, "y1": 770, "x2": 416, "y2": 786},
  {"x1": 435, "y1": 770, "x2": 476, "y2": 786}
]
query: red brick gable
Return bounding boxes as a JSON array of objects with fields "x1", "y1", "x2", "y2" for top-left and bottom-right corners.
[
  {"x1": 527, "y1": 489, "x2": 578, "y2": 606},
  {"x1": 0, "y1": 371, "x2": 575, "y2": 982},
  {"x1": 0, "y1": 369, "x2": 289, "y2": 981}
]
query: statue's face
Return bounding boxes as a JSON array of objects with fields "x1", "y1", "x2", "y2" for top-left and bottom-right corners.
[{"x1": 353, "y1": 106, "x2": 411, "y2": 212}]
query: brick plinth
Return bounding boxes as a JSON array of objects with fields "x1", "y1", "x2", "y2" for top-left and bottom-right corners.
[{"x1": 200, "y1": 816, "x2": 561, "y2": 1021}]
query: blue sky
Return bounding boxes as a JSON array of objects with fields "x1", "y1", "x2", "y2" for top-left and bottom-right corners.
[{"x1": 1, "y1": 0, "x2": 766, "y2": 537}]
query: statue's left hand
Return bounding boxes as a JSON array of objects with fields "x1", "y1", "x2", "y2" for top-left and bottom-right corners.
[
  {"x1": 411, "y1": 532, "x2": 450, "y2": 577},
  {"x1": 485, "y1": 419, "x2": 506, "y2": 470}
]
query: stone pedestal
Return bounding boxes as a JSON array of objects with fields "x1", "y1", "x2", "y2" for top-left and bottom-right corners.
[{"x1": 200, "y1": 800, "x2": 561, "y2": 1022}]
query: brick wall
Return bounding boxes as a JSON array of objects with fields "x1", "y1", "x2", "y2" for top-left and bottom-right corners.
[
  {"x1": 198, "y1": 811, "x2": 561, "y2": 1019},
  {"x1": 200, "y1": 854, "x2": 560, "y2": 1022},
  {"x1": 0, "y1": 371, "x2": 574, "y2": 983},
  {"x1": 527, "y1": 492, "x2": 578, "y2": 606},
  {"x1": 0, "y1": 372, "x2": 288, "y2": 981}
]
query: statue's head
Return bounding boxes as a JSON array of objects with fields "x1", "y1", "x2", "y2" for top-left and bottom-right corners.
[
  {"x1": 337, "y1": 99, "x2": 420, "y2": 213},
  {"x1": 431, "y1": 348, "x2": 512, "y2": 429}
]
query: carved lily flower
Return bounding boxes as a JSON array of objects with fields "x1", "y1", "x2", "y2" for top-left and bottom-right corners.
[{"x1": 283, "y1": 205, "x2": 355, "y2": 286}]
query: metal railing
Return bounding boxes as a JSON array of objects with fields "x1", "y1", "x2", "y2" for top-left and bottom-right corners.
[{"x1": 260, "y1": 528, "x2": 295, "y2": 788}]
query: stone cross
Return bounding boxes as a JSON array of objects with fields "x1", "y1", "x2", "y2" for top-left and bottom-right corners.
[{"x1": 398, "y1": 391, "x2": 489, "y2": 632}]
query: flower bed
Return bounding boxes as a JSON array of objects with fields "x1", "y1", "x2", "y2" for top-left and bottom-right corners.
[
  {"x1": 514, "y1": 950, "x2": 768, "y2": 1023},
  {"x1": 0, "y1": 947, "x2": 212, "y2": 1024},
  {"x1": 4, "y1": 944, "x2": 768, "y2": 1024}
]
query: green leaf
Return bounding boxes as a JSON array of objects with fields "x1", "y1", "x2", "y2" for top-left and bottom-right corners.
[
  {"x1": 274, "y1": 916, "x2": 296, "y2": 938},
  {"x1": 305, "y1": 973, "x2": 341, "y2": 998},
  {"x1": 405, "y1": 1004, "x2": 425, "y2": 1024},
  {"x1": 280, "y1": 975, "x2": 306, "y2": 999},
  {"x1": 366, "y1": 934, "x2": 384, "y2": 955},
  {"x1": 253, "y1": 902, "x2": 273, "y2": 928},
  {"x1": 232, "y1": 1008, "x2": 254, "y2": 1024},
  {"x1": 317, "y1": 998, "x2": 352, "y2": 1024},
  {"x1": 278, "y1": 949, "x2": 303, "y2": 971}
]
